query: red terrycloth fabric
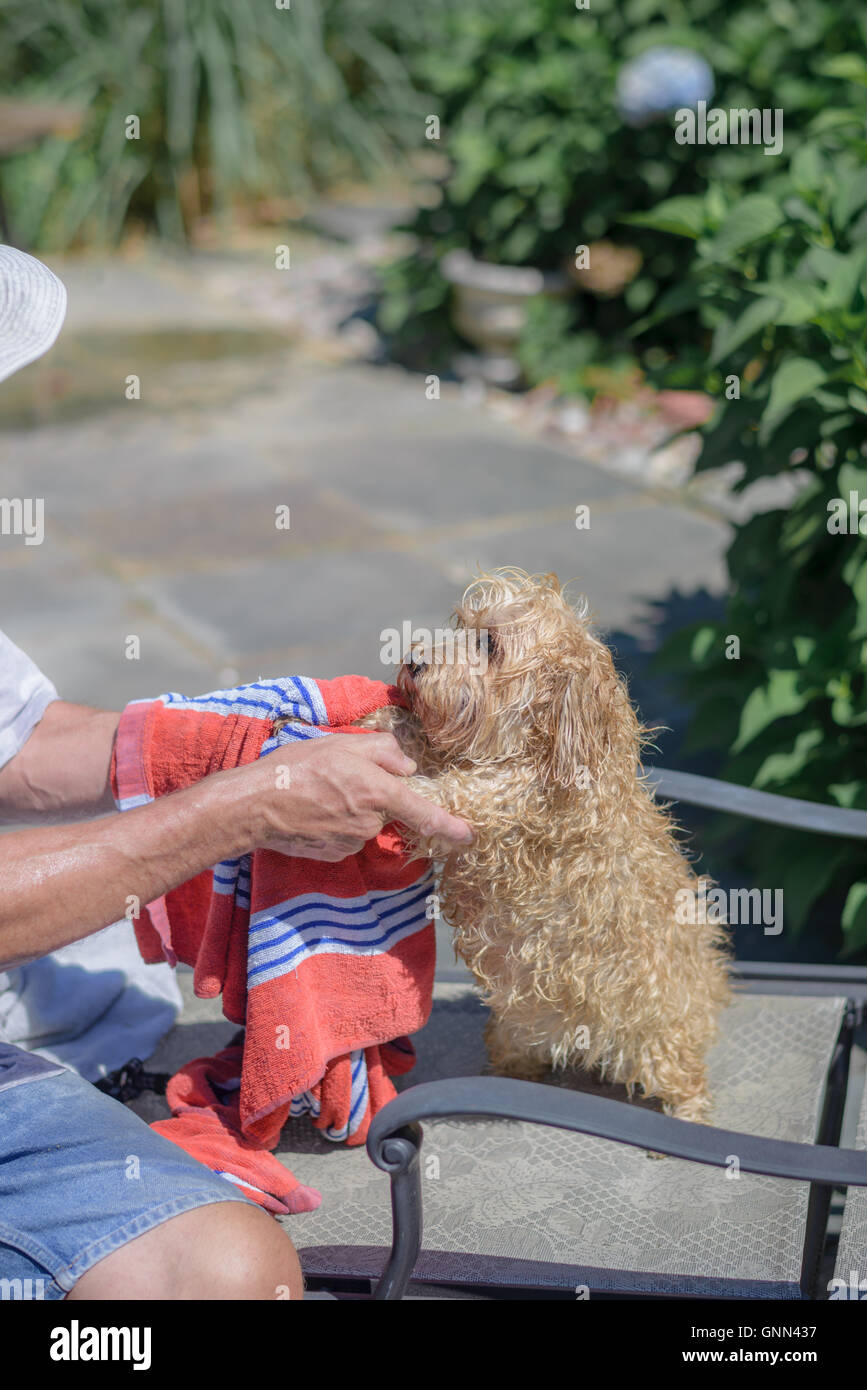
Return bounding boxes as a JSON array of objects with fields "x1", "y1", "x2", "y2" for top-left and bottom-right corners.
[
  {"x1": 151, "y1": 1037, "x2": 421, "y2": 1215},
  {"x1": 151, "y1": 1047, "x2": 322, "y2": 1216},
  {"x1": 111, "y1": 675, "x2": 436, "y2": 1210}
]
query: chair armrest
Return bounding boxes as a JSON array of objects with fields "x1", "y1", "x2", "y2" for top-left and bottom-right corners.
[
  {"x1": 370, "y1": 1076, "x2": 867, "y2": 1184},
  {"x1": 366, "y1": 1076, "x2": 867, "y2": 1299},
  {"x1": 646, "y1": 767, "x2": 867, "y2": 839}
]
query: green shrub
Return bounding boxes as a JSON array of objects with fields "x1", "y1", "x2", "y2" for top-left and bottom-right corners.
[
  {"x1": 636, "y1": 119, "x2": 867, "y2": 954},
  {"x1": 0, "y1": 0, "x2": 448, "y2": 247},
  {"x1": 379, "y1": 0, "x2": 867, "y2": 376},
  {"x1": 379, "y1": 5, "x2": 867, "y2": 956}
]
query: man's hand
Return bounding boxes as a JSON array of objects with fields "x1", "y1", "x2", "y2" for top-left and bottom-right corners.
[
  {"x1": 0, "y1": 723, "x2": 472, "y2": 968},
  {"x1": 232, "y1": 732, "x2": 473, "y2": 862}
]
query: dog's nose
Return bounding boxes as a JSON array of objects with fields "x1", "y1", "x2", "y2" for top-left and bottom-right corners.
[{"x1": 406, "y1": 657, "x2": 426, "y2": 678}]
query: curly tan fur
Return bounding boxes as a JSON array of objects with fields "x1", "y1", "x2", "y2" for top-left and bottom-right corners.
[{"x1": 284, "y1": 569, "x2": 732, "y2": 1121}]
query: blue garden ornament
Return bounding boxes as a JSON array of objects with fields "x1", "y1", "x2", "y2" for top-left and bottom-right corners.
[{"x1": 616, "y1": 46, "x2": 714, "y2": 127}]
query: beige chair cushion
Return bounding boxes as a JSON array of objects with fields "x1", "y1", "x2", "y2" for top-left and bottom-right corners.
[
  {"x1": 834, "y1": 1074, "x2": 867, "y2": 1297},
  {"x1": 279, "y1": 984, "x2": 845, "y2": 1297}
]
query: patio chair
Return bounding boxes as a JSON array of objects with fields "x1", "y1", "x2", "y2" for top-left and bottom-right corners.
[
  {"x1": 834, "y1": 1072, "x2": 867, "y2": 1298},
  {"x1": 284, "y1": 769, "x2": 867, "y2": 1300}
]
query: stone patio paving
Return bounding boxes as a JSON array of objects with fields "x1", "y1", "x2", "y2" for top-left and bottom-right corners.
[{"x1": 0, "y1": 240, "x2": 729, "y2": 723}]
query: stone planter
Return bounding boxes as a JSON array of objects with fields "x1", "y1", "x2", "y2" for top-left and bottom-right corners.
[{"x1": 440, "y1": 249, "x2": 571, "y2": 385}]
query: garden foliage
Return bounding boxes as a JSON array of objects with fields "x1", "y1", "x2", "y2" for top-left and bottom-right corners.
[{"x1": 633, "y1": 126, "x2": 867, "y2": 952}]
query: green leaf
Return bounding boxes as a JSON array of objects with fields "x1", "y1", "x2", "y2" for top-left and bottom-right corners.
[
  {"x1": 748, "y1": 279, "x2": 825, "y2": 326},
  {"x1": 809, "y1": 107, "x2": 867, "y2": 134},
  {"x1": 733, "y1": 669, "x2": 810, "y2": 752},
  {"x1": 759, "y1": 358, "x2": 828, "y2": 445},
  {"x1": 449, "y1": 130, "x2": 499, "y2": 202},
  {"x1": 690, "y1": 626, "x2": 718, "y2": 664},
  {"x1": 816, "y1": 54, "x2": 867, "y2": 85},
  {"x1": 622, "y1": 196, "x2": 706, "y2": 239},
  {"x1": 823, "y1": 244, "x2": 867, "y2": 310},
  {"x1": 837, "y1": 461, "x2": 867, "y2": 498},
  {"x1": 832, "y1": 167, "x2": 867, "y2": 233},
  {"x1": 846, "y1": 572, "x2": 867, "y2": 642},
  {"x1": 652, "y1": 620, "x2": 716, "y2": 674},
  {"x1": 709, "y1": 296, "x2": 779, "y2": 366},
  {"x1": 782, "y1": 196, "x2": 824, "y2": 232},
  {"x1": 628, "y1": 280, "x2": 700, "y2": 337},
  {"x1": 828, "y1": 782, "x2": 867, "y2": 809},
  {"x1": 703, "y1": 195, "x2": 785, "y2": 263},
  {"x1": 841, "y1": 882, "x2": 867, "y2": 957},
  {"x1": 790, "y1": 143, "x2": 825, "y2": 192},
  {"x1": 752, "y1": 727, "x2": 823, "y2": 788},
  {"x1": 832, "y1": 695, "x2": 867, "y2": 727}
]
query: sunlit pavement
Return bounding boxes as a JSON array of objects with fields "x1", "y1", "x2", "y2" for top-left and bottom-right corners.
[{"x1": 0, "y1": 244, "x2": 730, "y2": 717}]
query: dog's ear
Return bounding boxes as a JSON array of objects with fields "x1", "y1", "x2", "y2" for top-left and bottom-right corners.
[{"x1": 544, "y1": 646, "x2": 625, "y2": 790}]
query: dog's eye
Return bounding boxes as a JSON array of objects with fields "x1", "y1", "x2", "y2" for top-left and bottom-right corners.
[{"x1": 478, "y1": 629, "x2": 497, "y2": 659}]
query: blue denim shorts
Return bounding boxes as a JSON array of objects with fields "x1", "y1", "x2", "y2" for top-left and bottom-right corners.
[{"x1": 0, "y1": 1065, "x2": 250, "y2": 1300}]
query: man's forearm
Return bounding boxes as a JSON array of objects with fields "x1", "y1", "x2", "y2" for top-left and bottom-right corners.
[
  {"x1": 0, "y1": 724, "x2": 474, "y2": 971},
  {"x1": 0, "y1": 700, "x2": 119, "y2": 822},
  {"x1": 0, "y1": 767, "x2": 253, "y2": 968}
]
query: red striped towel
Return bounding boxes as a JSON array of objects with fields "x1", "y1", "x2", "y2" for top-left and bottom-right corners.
[{"x1": 112, "y1": 676, "x2": 435, "y2": 1213}]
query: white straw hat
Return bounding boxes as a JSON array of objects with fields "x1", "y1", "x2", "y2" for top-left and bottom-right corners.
[{"x1": 0, "y1": 244, "x2": 67, "y2": 384}]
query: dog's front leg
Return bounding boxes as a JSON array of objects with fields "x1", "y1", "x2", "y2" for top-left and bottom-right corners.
[
  {"x1": 482, "y1": 1015, "x2": 549, "y2": 1082},
  {"x1": 632, "y1": 1047, "x2": 713, "y2": 1124}
]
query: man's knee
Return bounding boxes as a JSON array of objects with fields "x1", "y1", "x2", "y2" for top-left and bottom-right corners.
[
  {"x1": 69, "y1": 1200, "x2": 304, "y2": 1301},
  {"x1": 201, "y1": 1203, "x2": 303, "y2": 1301}
]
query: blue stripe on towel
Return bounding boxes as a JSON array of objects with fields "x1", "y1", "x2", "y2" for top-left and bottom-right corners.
[
  {"x1": 321, "y1": 1050, "x2": 369, "y2": 1141},
  {"x1": 161, "y1": 677, "x2": 327, "y2": 723},
  {"x1": 246, "y1": 876, "x2": 434, "y2": 986},
  {"x1": 287, "y1": 1049, "x2": 369, "y2": 1142}
]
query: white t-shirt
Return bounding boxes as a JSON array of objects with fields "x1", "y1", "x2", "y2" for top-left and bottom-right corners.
[
  {"x1": 0, "y1": 630, "x2": 65, "y2": 1089},
  {"x1": 0, "y1": 630, "x2": 58, "y2": 770},
  {"x1": 0, "y1": 639, "x2": 182, "y2": 1088}
]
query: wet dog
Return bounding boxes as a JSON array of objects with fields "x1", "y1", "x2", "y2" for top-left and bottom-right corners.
[{"x1": 361, "y1": 569, "x2": 731, "y2": 1120}]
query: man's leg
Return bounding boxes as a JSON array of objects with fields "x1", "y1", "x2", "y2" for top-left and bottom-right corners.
[
  {"x1": 1, "y1": 1067, "x2": 305, "y2": 1301},
  {"x1": 68, "y1": 1202, "x2": 303, "y2": 1301}
]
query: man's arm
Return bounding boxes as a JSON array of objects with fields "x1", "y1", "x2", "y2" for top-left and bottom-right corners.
[
  {"x1": 0, "y1": 731, "x2": 473, "y2": 970},
  {"x1": 0, "y1": 767, "x2": 251, "y2": 968},
  {"x1": 0, "y1": 700, "x2": 118, "y2": 822}
]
